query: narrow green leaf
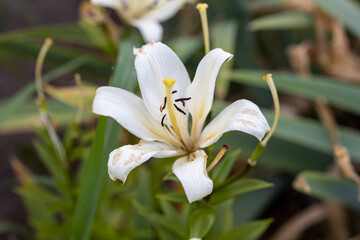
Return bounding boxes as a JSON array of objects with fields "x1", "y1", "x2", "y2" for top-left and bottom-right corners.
[
  {"x1": 233, "y1": 176, "x2": 286, "y2": 225},
  {"x1": 70, "y1": 39, "x2": 138, "y2": 240},
  {"x1": 211, "y1": 20, "x2": 237, "y2": 98},
  {"x1": 167, "y1": 36, "x2": 202, "y2": 62},
  {"x1": 0, "y1": 56, "x2": 90, "y2": 129},
  {"x1": 0, "y1": 221, "x2": 32, "y2": 237},
  {"x1": 134, "y1": 168, "x2": 153, "y2": 234},
  {"x1": 231, "y1": 70, "x2": 360, "y2": 115},
  {"x1": 213, "y1": 101, "x2": 360, "y2": 162},
  {"x1": 133, "y1": 201, "x2": 188, "y2": 239},
  {"x1": 249, "y1": 11, "x2": 312, "y2": 31},
  {"x1": 247, "y1": 0, "x2": 286, "y2": 11},
  {"x1": 156, "y1": 192, "x2": 187, "y2": 203},
  {"x1": 294, "y1": 171, "x2": 360, "y2": 211},
  {"x1": 211, "y1": 149, "x2": 241, "y2": 185},
  {"x1": 188, "y1": 204, "x2": 216, "y2": 238},
  {"x1": 263, "y1": 110, "x2": 360, "y2": 161},
  {"x1": 211, "y1": 179, "x2": 273, "y2": 205},
  {"x1": 206, "y1": 200, "x2": 234, "y2": 240},
  {"x1": 310, "y1": 0, "x2": 360, "y2": 39},
  {"x1": 215, "y1": 219, "x2": 273, "y2": 240},
  {"x1": 70, "y1": 116, "x2": 108, "y2": 240},
  {"x1": 79, "y1": 20, "x2": 116, "y2": 55},
  {"x1": 0, "y1": 23, "x2": 89, "y2": 45}
]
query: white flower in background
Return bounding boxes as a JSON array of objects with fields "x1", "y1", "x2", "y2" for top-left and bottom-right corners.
[
  {"x1": 90, "y1": 0, "x2": 190, "y2": 42},
  {"x1": 93, "y1": 42, "x2": 270, "y2": 203}
]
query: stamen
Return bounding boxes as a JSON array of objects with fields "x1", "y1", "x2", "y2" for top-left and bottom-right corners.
[
  {"x1": 196, "y1": 3, "x2": 210, "y2": 54},
  {"x1": 261, "y1": 74, "x2": 279, "y2": 146},
  {"x1": 173, "y1": 104, "x2": 186, "y2": 115},
  {"x1": 160, "y1": 96, "x2": 167, "y2": 112},
  {"x1": 161, "y1": 114, "x2": 166, "y2": 127},
  {"x1": 175, "y1": 97, "x2": 191, "y2": 107},
  {"x1": 175, "y1": 97, "x2": 191, "y2": 102},
  {"x1": 172, "y1": 90, "x2": 177, "y2": 94},
  {"x1": 162, "y1": 78, "x2": 182, "y2": 138},
  {"x1": 207, "y1": 144, "x2": 229, "y2": 172}
]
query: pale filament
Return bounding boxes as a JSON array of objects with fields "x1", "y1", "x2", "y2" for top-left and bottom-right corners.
[{"x1": 161, "y1": 78, "x2": 193, "y2": 151}]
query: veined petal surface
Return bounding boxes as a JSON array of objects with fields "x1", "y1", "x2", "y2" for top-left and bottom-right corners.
[
  {"x1": 109, "y1": 141, "x2": 183, "y2": 182},
  {"x1": 132, "y1": 20, "x2": 163, "y2": 42},
  {"x1": 92, "y1": 86, "x2": 166, "y2": 141},
  {"x1": 187, "y1": 49, "x2": 233, "y2": 138},
  {"x1": 134, "y1": 42, "x2": 191, "y2": 121},
  {"x1": 90, "y1": 0, "x2": 121, "y2": 8},
  {"x1": 143, "y1": 0, "x2": 188, "y2": 22},
  {"x1": 172, "y1": 150, "x2": 213, "y2": 203},
  {"x1": 199, "y1": 100, "x2": 270, "y2": 148}
]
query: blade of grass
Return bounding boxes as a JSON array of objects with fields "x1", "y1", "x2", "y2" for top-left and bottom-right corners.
[
  {"x1": 231, "y1": 70, "x2": 360, "y2": 115},
  {"x1": 70, "y1": 38, "x2": 138, "y2": 240},
  {"x1": 0, "y1": 56, "x2": 90, "y2": 129},
  {"x1": 249, "y1": 11, "x2": 312, "y2": 31}
]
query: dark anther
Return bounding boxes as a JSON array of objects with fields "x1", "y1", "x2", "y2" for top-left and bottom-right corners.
[
  {"x1": 172, "y1": 90, "x2": 177, "y2": 94},
  {"x1": 173, "y1": 104, "x2": 186, "y2": 115},
  {"x1": 175, "y1": 97, "x2": 191, "y2": 102},
  {"x1": 175, "y1": 97, "x2": 191, "y2": 107},
  {"x1": 160, "y1": 97, "x2": 167, "y2": 112},
  {"x1": 161, "y1": 114, "x2": 167, "y2": 127},
  {"x1": 222, "y1": 144, "x2": 229, "y2": 149}
]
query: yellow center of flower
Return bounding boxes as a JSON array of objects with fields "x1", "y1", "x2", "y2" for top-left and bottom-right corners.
[{"x1": 163, "y1": 78, "x2": 182, "y2": 138}]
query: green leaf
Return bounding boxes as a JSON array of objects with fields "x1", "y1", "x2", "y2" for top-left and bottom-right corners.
[
  {"x1": 211, "y1": 20, "x2": 238, "y2": 99},
  {"x1": 167, "y1": 36, "x2": 202, "y2": 62},
  {"x1": 211, "y1": 179, "x2": 273, "y2": 205},
  {"x1": 79, "y1": 20, "x2": 117, "y2": 55},
  {"x1": 213, "y1": 101, "x2": 360, "y2": 162},
  {"x1": 0, "y1": 56, "x2": 90, "y2": 130},
  {"x1": 211, "y1": 149, "x2": 241, "y2": 185},
  {"x1": 294, "y1": 171, "x2": 360, "y2": 211},
  {"x1": 206, "y1": 200, "x2": 234, "y2": 240},
  {"x1": 231, "y1": 70, "x2": 360, "y2": 115},
  {"x1": 0, "y1": 99, "x2": 92, "y2": 134},
  {"x1": 247, "y1": 0, "x2": 286, "y2": 12},
  {"x1": 0, "y1": 23, "x2": 89, "y2": 45},
  {"x1": 0, "y1": 221, "x2": 32, "y2": 237},
  {"x1": 134, "y1": 168, "x2": 153, "y2": 234},
  {"x1": 133, "y1": 201, "x2": 188, "y2": 239},
  {"x1": 156, "y1": 192, "x2": 187, "y2": 203},
  {"x1": 70, "y1": 39, "x2": 138, "y2": 240},
  {"x1": 188, "y1": 204, "x2": 216, "y2": 238},
  {"x1": 233, "y1": 176, "x2": 287, "y2": 225},
  {"x1": 249, "y1": 11, "x2": 312, "y2": 31},
  {"x1": 33, "y1": 140, "x2": 69, "y2": 190},
  {"x1": 215, "y1": 219, "x2": 273, "y2": 240},
  {"x1": 264, "y1": 110, "x2": 360, "y2": 161},
  {"x1": 310, "y1": 0, "x2": 360, "y2": 39}
]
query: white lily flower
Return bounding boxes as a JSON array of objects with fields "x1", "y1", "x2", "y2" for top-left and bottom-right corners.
[
  {"x1": 93, "y1": 42, "x2": 270, "y2": 203},
  {"x1": 90, "y1": 0, "x2": 190, "y2": 42}
]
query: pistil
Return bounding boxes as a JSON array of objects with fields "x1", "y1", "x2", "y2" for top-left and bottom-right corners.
[{"x1": 163, "y1": 78, "x2": 182, "y2": 138}]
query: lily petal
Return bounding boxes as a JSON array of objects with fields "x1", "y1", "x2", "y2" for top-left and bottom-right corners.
[
  {"x1": 172, "y1": 150, "x2": 213, "y2": 203},
  {"x1": 199, "y1": 100, "x2": 270, "y2": 148},
  {"x1": 109, "y1": 141, "x2": 183, "y2": 182},
  {"x1": 143, "y1": 0, "x2": 188, "y2": 22},
  {"x1": 90, "y1": 0, "x2": 120, "y2": 8},
  {"x1": 134, "y1": 42, "x2": 191, "y2": 121},
  {"x1": 187, "y1": 49, "x2": 233, "y2": 138},
  {"x1": 92, "y1": 86, "x2": 166, "y2": 141},
  {"x1": 132, "y1": 20, "x2": 163, "y2": 42}
]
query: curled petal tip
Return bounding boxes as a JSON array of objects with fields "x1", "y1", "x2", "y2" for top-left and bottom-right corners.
[{"x1": 133, "y1": 47, "x2": 143, "y2": 56}]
